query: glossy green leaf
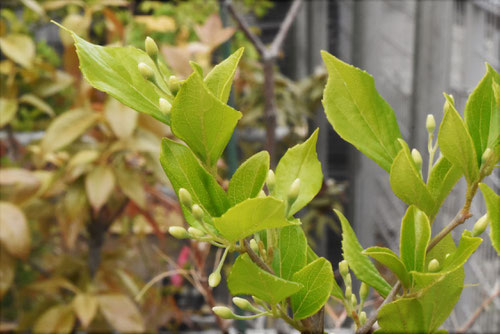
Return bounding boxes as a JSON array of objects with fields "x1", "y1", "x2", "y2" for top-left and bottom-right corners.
[
  {"x1": 390, "y1": 140, "x2": 436, "y2": 218},
  {"x1": 227, "y1": 151, "x2": 269, "y2": 206},
  {"x1": 438, "y1": 94, "x2": 479, "y2": 184},
  {"x1": 213, "y1": 197, "x2": 293, "y2": 242},
  {"x1": 274, "y1": 129, "x2": 323, "y2": 216},
  {"x1": 336, "y1": 209, "x2": 391, "y2": 297},
  {"x1": 427, "y1": 156, "x2": 462, "y2": 219},
  {"x1": 400, "y1": 206, "x2": 431, "y2": 274},
  {"x1": 272, "y1": 225, "x2": 307, "y2": 280},
  {"x1": 479, "y1": 183, "x2": 500, "y2": 256},
  {"x1": 68, "y1": 29, "x2": 172, "y2": 124},
  {"x1": 290, "y1": 257, "x2": 333, "y2": 320},
  {"x1": 321, "y1": 51, "x2": 402, "y2": 172},
  {"x1": 440, "y1": 230, "x2": 482, "y2": 273},
  {"x1": 205, "y1": 47, "x2": 244, "y2": 103},
  {"x1": 227, "y1": 253, "x2": 302, "y2": 305},
  {"x1": 160, "y1": 138, "x2": 229, "y2": 218},
  {"x1": 171, "y1": 72, "x2": 242, "y2": 169},
  {"x1": 363, "y1": 246, "x2": 410, "y2": 288},
  {"x1": 305, "y1": 244, "x2": 343, "y2": 300},
  {"x1": 464, "y1": 64, "x2": 500, "y2": 165}
]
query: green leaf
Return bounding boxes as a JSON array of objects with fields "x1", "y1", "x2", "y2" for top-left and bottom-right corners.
[
  {"x1": 400, "y1": 206, "x2": 431, "y2": 274},
  {"x1": 274, "y1": 129, "x2": 323, "y2": 216},
  {"x1": 272, "y1": 225, "x2": 307, "y2": 280},
  {"x1": 440, "y1": 230, "x2": 482, "y2": 273},
  {"x1": 227, "y1": 253, "x2": 302, "y2": 305},
  {"x1": 321, "y1": 51, "x2": 402, "y2": 172},
  {"x1": 69, "y1": 30, "x2": 172, "y2": 124},
  {"x1": 171, "y1": 72, "x2": 242, "y2": 169},
  {"x1": 363, "y1": 246, "x2": 411, "y2": 288},
  {"x1": 33, "y1": 305, "x2": 75, "y2": 334},
  {"x1": 479, "y1": 183, "x2": 500, "y2": 256},
  {"x1": 464, "y1": 64, "x2": 500, "y2": 165},
  {"x1": 390, "y1": 140, "x2": 436, "y2": 218},
  {"x1": 227, "y1": 151, "x2": 269, "y2": 206},
  {"x1": 290, "y1": 257, "x2": 334, "y2": 320},
  {"x1": 205, "y1": 47, "x2": 244, "y2": 103},
  {"x1": 335, "y1": 209, "x2": 392, "y2": 297},
  {"x1": 438, "y1": 94, "x2": 479, "y2": 184},
  {"x1": 213, "y1": 197, "x2": 293, "y2": 242},
  {"x1": 160, "y1": 138, "x2": 229, "y2": 218},
  {"x1": 305, "y1": 244, "x2": 344, "y2": 300},
  {"x1": 427, "y1": 157, "x2": 462, "y2": 217}
]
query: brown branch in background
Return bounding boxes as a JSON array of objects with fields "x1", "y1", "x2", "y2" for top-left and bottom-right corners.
[
  {"x1": 457, "y1": 286, "x2": 500, "y2": 333},
  {"x1": 268, "y1": 0, "x2": 304, "y2": 58}
]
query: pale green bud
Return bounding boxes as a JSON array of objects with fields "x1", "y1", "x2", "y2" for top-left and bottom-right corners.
[
  {"x1": 159, "y1": 98, "x2": 171, "y2": 115},
  {"x1": 472, "y1": 214, "x2": 489, "y2": 237},
  {"x1": 145, "y1": 36, "x2": 159, "y2": 59},
  {"x1": 287, "y1": 178, "x2": 301, "y2": 204},
  {"x1": 345, "y1": 285, "x2": 352, "y2": 299},
  {"x1": 233, "y1": 297, "x2": 254, "y2": 311},
  {"x1": 360, "y1": 282, "x2": 369, "y2": 301},
  {"x1": 208, "y1": 272, "x2": 221, "y2": 287},
  {"x1": 188, "y1": 227, "x2": 205, "y2": 238},
  {"x1": 169, "y1": 226, "x2": 189, "y2": 239},
  {"x1": 212, "y1": 306, "x2": 234, "y2": 319},
  {"x1": 426, "y1": 114, "x2": 436, "y2": 134},
  {"x1": 351, "y1": 294, "x2": 357, "y2": 307},
  {"x1": 249, "y1": 239, "x2": 259, "y2": 253},
  {"x1": 138, "y1": 62, "x2": 154, "y2": 80},
  {"x1": 339, "y1": 260, "x2": 349, "y2": 277},
  {"x1": 359, "y1": 311, "x2": 367, "y2": 325},
  {"x1": 428, "y1": 259, "x2": 440, "y2": 272},
  {"x1": 411, "y1": 148, "x2": 423, "y2": 171},
  {"x1": 178, "y1": 188, "x2": 192, "y2": 209},
  {"x1": 481, "y1": 148, "x2": 493, "y2": 165},
  {"x1": 192, "y1": 204, "x2": 204, "y2": 221},
  {"x1": 266, "y1": 170, "x2": 275, "y2": 193},
  {"x1": 345, "y1": 274, "x2": 352, "y2": 288},
  {"x1": 169, "y1": 75, "x2": 181, "y2": 93},
  {"x1": 257, "y1": 190, "x2": 266, "y2": 198}
]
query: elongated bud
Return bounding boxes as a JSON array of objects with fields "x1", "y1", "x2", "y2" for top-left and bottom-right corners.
[
  {"x1": 411, "y1": 149, "x2": 423, "y2": 171},
  {"x1": 250, "y1": 239, "x2": 259, "y2": 253},
  {"x1": 233, "y1": 297, "x2": 254, "y2": 311},
  {"x1": 359, "y1": 311, "x2": 367, "y2": 325},
  {"x1": 428, "y1": 259, "x2": 440, "y2": 272},
  {"x1": 179, "y1": 188, "x2": 192, "y2": 209},
  {"x1": 208, "y1": 272, "x2": 221, "y2": 287},
  {"x1": 339, "y1": 260, "x2": 349, "y2": 277},
  {"x1": 287, "y1": 178, "x2": 300, "y2": 204},
  {"x1": 360, "y1": 282, "x2": 369, "y2": 301},
  {"x1": 159, "y1": 98, "x2": 171, "y2": 115},
  {"x1": 426, "y1": 114, "x2": 436, "y2": 134},
  {"x1": 169, "y1": 226, "x2": 189, "y2": 239},
  {"x1": 345, "y1": 285, "x2": 352, "y2": 299},
  {"x1": 481, "y1": 148, "x2": 493, "y2": 165},
  {"x1": 266, "y1": 170, "x2": 275, "y2": 193},
  {"x1": 257, "y1": 190, "x2": 266, "y2": 198},
  {"x1": 169, "y1": 75, "x2": 181, "y2": 93},
  {"x1": 138, "y1": 62, "x2": 154, "y2": 80},
  {"x1": 472, "y1": 214, "x2": 489, "y2": 237},
  {"x1": 212, "y1": 306, "x2": 234, "y2": 319},
  {"x1": 192, "y1": 204, "x2": 204, "y2": 221},
  {"x1": 145, "y1": 36, "x2": 159, "y2": 59},
  {"x1": 351, "y1": 294, "x2": 357, "y2": 307},
  {"x1": 188, "y1": 227, "x2": 205, "y2": 238},
  {"x1": 345, "y1": 273, "x2": 352, "y2": 287}
]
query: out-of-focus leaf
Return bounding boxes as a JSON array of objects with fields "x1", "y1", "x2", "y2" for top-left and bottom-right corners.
[
  {"x1": 85, "y1": 166, "x2": 115, "y2": 212},
  {"x1": 97, "y1": 294, "x2": 145, "y2": 333},
  {"x1": 105, "y1": 97, "x2": 138, "y2": 139},
  {"x1": 21, "y1": 0, "x2": 46, "y2": 17},
  {"x1": 59, "y1": 184, "x2": 88, "y2": 250},
  {"x1": 0, "y1": 98, "x2": 18, "y2": 127},
  {"x1": 34, "y1": 71, "x2": 74, "y2": 97},
  {"x1": 19, "y1": 94, "x2": 54, "y2": 117},
  {"x1": 0, "y1": 248, "x2": 15, "y2": 299},
  {"x1": 0, "y1": 34, "x2": 35, "y2": 68},
  {"x1": 479, "y1": 183, "x2": 500, "y2": 256},
  {"x1": 115, "y1": 166, "x2": 145, "y2": 209},
  {"x1": 0, "y1": 168, "x2": 41, "y2": 204},
  {"x1": 0, "y1": 201, "x2": 30, "y2": 259},
  {"x1": 134, "y1": 16, "x2": 176, "y2": 32},
  {"x1": 59, "y1": 14, "x2": 90, "y2": 46},
  {"x1": 41, "y1": 109, "x2": 100, "y2": 153},
  {"x1": 33, "y1": 305, "x2": 75, "y2": 334},
  {"x1": 72, "y1": 294, "x2": 98, "y2": 329},
  {"x1": 194, "y1": 13, "x2": 235, "y2": 50}
]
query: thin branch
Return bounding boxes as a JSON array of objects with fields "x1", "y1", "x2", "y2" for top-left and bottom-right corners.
[
  {"x1": 457, "y1": 286, "x2": 500, "y2": 333},
  {"x1": 427, "y1": 209, "x2": 472, "y2": 252},
  {"x1": 269, "y1": 0, "x2": 303, "y2": 58},
  {"x1": 243, "y1": 239, "x2": 274, "y2": 274}
]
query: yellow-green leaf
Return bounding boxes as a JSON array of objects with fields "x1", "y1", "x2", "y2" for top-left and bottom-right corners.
[
  {"x1": 0, "y1": 202, "x2": 30, "y2": 259},
  {"x1": 0, "y1": 34, "x2": 35, "y2": 68},
  {"x1": 98, "y1": 294, "x2": 145, "y2": 333},
  {"x1": 0, "y1": 98, "x2": 18, "y2": 127},
  {"x1": 204, "y1": 47, "x2": 243, "y2": 103},
  {"x1": 72, "y1": 293, "x2": 98, "y2": 329},
  {"x1": 479, "y1": 183, "x2": 500, "y2": 256},
  {"x1": 363, "y1": 246, "x2": 411, "y2": 288},
  {"x1": 85, "y1": 165, "x2": 115, "y2": 212},
  {"x1": 400, "y1": 206, "x2": 431, "y2": 273},
  {"x1": 33, "y1": 305, "x2": 75, "y2": 334},
  {"x1": 105, "y1": 97, "x2": 138, "y2": 139}
]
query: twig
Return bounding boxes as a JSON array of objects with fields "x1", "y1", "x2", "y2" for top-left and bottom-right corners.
[
  {"x1": 457, "y1": 286, "x2": 500, "y2": 333},
  {"x1": 243, "y1": 239, "x2": 274, "y2": 274},
  {"x1": 268, "y1": 0, "x2": 303, "y2": 58},
  {"x1": 427, "y1": 209, "x2": 472, "y2": 252}
]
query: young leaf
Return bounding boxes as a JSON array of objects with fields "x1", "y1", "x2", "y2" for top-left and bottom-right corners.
[
  {"x1": 171, "y1": 72, "x2": 242, "y2": 169},
  {"x1": 68, "y1": 30, "x2": 172, "y2": 124},
  {"x1": 440, "y1": 230, "x2": 482, "y2": 273},
  {"x1": 227, "y1": 151, "x2": 269, "y2": 206},
  {"x1": 464, "y1": 64, "x2": 500, "y2": 165},
  {"x1": 438, "y1": 94, "x2": 479, "y2": 184},
  {"x1": 479, "y1": 183, "x2": 500, "y2": 256},
  {"x1": 85, "y1": 165, "x2": 115, "y2": 212},
  {"x1": 363, "y1": 247, "x2": 411, "y2": 288},
  {"x1": 290, "y1": 257, "x2": 334, "y2": 320},
  {"x1": 0, "y1": 202, "x2": 31, "y2": 259},
  {"x1": 98, "y1": 294, "x2": 145, "y2": 333},
  {"x1": 272, "y1": 225, "x2": 307, "y2": 280},
  {"x1": 33, "y1": 305, "x2": 75, "y2": 334},
  {"x1": 205, "y1": 47, "x2": 244, "y2": 103},
  {"x1": 335, "y1": 210, "x2": 392, "y2": 297},
  {"x1": 72, "y1": 293, "x2": 98, "y2": 329},
  {"x1": 427, "y1": 157, "x2": 462, "y2": 217},
  {"x1": 400, "y1": 206, "x2": 431, "y2": 273},
  {"x1": 160, "y1": 138, "x2": 229, "y2": 218},
  {"x1": 213, "y1": 197, "x2": 293, "y2": 242},
  {"x1": 390, "y1": 140, "x2": 436, "y2": 218},
  {"x1": 274, "y1": 130, "x2": 323, "y2": 216},
  {"x1": 227, "y1": 254, "x2": 303, "y2": 305},
  {"x1": 321, "y1": 51, "x2": 402, "y2": 172}
]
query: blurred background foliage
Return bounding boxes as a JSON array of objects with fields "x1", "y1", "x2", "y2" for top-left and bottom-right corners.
[{"x1": 0, "y1": 0, "x2": 344, "y2": 332}]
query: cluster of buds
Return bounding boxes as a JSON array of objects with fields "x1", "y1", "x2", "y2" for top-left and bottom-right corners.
[
  {"x1": 339, "y1": 260, "x2": 369, "y2": 327},
  {"x1": 212, "y1": 296, "x2": 270, "y2": 320}
]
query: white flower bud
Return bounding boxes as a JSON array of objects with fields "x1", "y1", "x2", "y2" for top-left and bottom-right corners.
[
  {"x1": 138, "y1": 62, "x2": 154, "y2": 80},
  {"x1": 169, "y1": 75, "x2": 181, "y2": 93},
  {"x1": 188, "y1": 227, "x2": 205, "y2": 238},
  {"x1": 360, "y1": 282, "x2": 369, "y2": 301},
  {"x1": 426, "y1": 114, "x2": 436, "y2": 134},
  {"x1": 249, "y1": 239, "x2": 259, "y2": 254},
  {"x1": 233, "y1": 297, "x2": 254, "y2": 311},
  {"x1": 266, "y1": 170, "x2": 275, "y2": 193},
  {"x1": 169, "y1": 226, "x2": 189, "y2": 239},
  {"x1": 472, "y1": 214, "x2": 489, "y2": 237},
  {"x1": 287, "y1": 178, "x2": 300, "y2": 204},
  {"x1": 212, "y1": 306, "x2": 234, "y2": 319},
  {"x1": 339, "y1": 260, "x2": 349, "y2": 277},
  {"x1": 178, "y1": 188, "x2": 192, "y2": 209},
  {"x1": 351, "y1": 294, "x2": 357, "y2": 307},
  {"x1": 159, "y1": 98, "x2": 171, "y2": 115},
  {"x1": 208, "y1": 272, "x2": 221, "y2": 287},
  {"x1": 359, "y1": 311, "x2": 367, "y2": 325},
  {"x1": 411, "y1": 148, "x2": 423, "y2": 171},
  {"x1": 145, "y1": 36, "x2": 159, "y2": 59},
  {"x1": 345, "y1": 286, "x2": 352, "y2": 299},
  {"x1": 481, "y1": 148, "x2": 493, "y2": 165},
  {"x1": 192, "y1": 204, "x2": 204, "y2": 221},
  {"x1": 428, "y1": 259, "x2": 440, "y2": 272}
]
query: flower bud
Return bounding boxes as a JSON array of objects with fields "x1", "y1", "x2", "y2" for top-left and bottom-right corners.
[
  {"x1": 257, "y1": 190, "x2": 266, "y2": 198},
  {"x1": 145, "y1": 36, "x2": 159, "y2": 59},
  {"x1": 472, "y1": 214, "x2": 489, "y2": 237},
  {"x1": 266, "y1": 170, "x2": 275, "y2": 193},
  {"x1": 212, "y1": 306, "x2": 234, "y2": 319},
  {"x1": 178, "y1": 188, "x2": 192, "y2": 209},
  {"x1": 481, "y1": 148, "x2": 493, "y2": 166},
  {"x1": 192, "y1": 204, "x2": 204, "y2": 221},
  {"x1": 188, "y1": 227, "x2": 205, "y2": 238},
  {"x1": 138, "y1": 62, "x2": 154, "y2": 81},
  {"x1": 345, "y1": 285, "x2": 352, "y2": 299},
  {"x1": 411, "y1": 148, "x2": 423, "y2": 171},
  {"x1": 159, "y1": 98, "x2": 171, "y2": 115},
  {"x1": 360, "y1": 282, "x2": 369, "y2": 301},
  {"x1": 445, "y1": 253, "x2": 451, "y2": 260},
  {"x1": 169, "y1": 75, "x2": 181, "y2": 93},
  {"x1": 345, "y1": 273, "x2": 352, "y2": 287},
  {"x1": 169, "y1": 226, "x2": 189, "y2": 239},
  {"x1": 351, "y1": 294, "x2": 357, "y2": 307},
  {"x1": 249, "y1": 239, "x2": 259, "y2": 254},
  {"x1": 287, "y1": 178, "x2": 300, "y2": 204},
  {"x1": 359, "y1": 311, "x2": 367, "y2": 325},
  {"x1": 339, "y1": 260, "x2": 349, "y2": 277},
  {"x1": 428, "y1": 259, "x2": 440, "y2": 272},
  {"x1": 426, "y1": 114, "x2": 436, "y2": 134},
  {"x1": 208, "y1": 272, "x2": 221, "y2": 287},
  {"x1": 233, "y1": 297, "x2": 254, "y2": 311}
]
